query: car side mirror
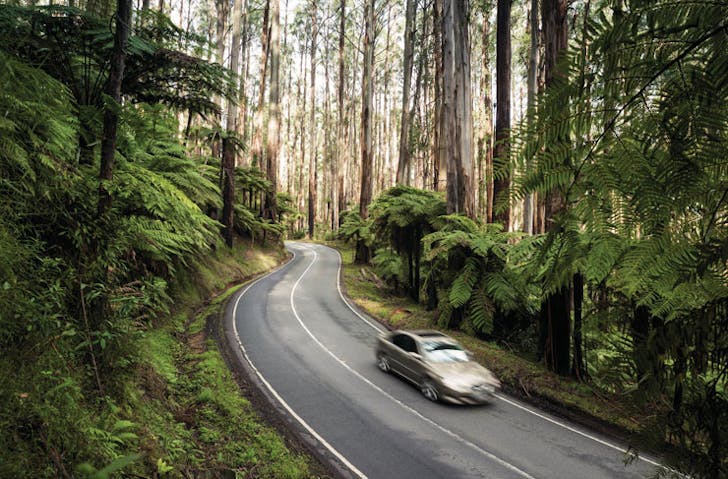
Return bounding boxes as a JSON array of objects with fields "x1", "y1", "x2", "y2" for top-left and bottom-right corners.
[{"x1": 409, "y1": 352, "x2": 423, "y2": 361}]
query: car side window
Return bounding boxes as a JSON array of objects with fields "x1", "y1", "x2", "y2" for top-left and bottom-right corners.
[
  {"x1": 393, "y1": 334, "x2": 417, "y2": 353},
  {"x1": 392, "y1": 334, "x2": 408, "y2": 350}
]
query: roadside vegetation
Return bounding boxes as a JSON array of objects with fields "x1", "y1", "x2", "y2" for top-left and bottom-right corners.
[
  {"x1": 0, "y1": 6, "x2": 313, "y2": 476},
  {"x1": 335, "y1": 240, "x2": 646, "y2": 432},
  {"x1": 1, "y1": 232, "x2": 320, "y2": 478},
  {"x1": 334, "y1": 182, "x2": 728, "y2": 479}
]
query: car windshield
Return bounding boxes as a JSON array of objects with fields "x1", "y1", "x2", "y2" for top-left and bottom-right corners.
[{"x1": 421, "y1": 341, "x2": 468, "y2": 363}]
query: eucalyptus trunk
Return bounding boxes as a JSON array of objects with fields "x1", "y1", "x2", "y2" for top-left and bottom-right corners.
[
  {"x1": 523, "y1": 0, "x2": 538, "y2": 234},
  {"x1": 441, "y1": 0, "x2": 473, "y2": 217},
  {"x1": 251, "y1": 1, "x2": 270, "y2": 168},
  {"x1": 356, "y1": 0, "x2": 375, "y2": 263},
  {"x1": 222, "y1": 0, "x2": 243, "y2": 247},
  {"x1": 236, "y1": 0, "x2": 250, "y2": 153},
  {"x1": 264, "y1": 0, "x2": 280, "y2": 222},
  {"x1": 331, "y1": 0, "x2": 346, "y2": 231},
  {"x1": 478, "y1": 10, "x2": 494, "y2": 221},
  {"x1": 493, "y1": 0, "x2": 511, "y2": 229},
  {"x1": 433, "y1": 0, "x2": 444, "y2": 191},
  {"x1": 307, "y1": 0, "x2": 318, "y2": 238},
  {"x1": 212, "y1": 0, "x2": 227, "y2": 163},
  {"x1": 396, "y1": 0, "x2": 417, "y2": 185},
  {"x1": 539, "y1": 0, "x2": 571, "y2": 376}
]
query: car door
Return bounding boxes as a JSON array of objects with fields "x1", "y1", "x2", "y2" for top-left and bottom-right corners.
[{"x1": 390, "y1": 333, "x2": 422, "y2": 383}]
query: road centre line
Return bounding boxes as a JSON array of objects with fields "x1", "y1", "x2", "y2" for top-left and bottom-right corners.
[
  {"x1": 290, "y1": 244, "x2": 537, "y2": 479},
  {"x1": 330, "y1": 244, "x2": 665, "y2": 471},
  {"x1": 231, "y1": 251, "x2": 368, "y2": 479}
]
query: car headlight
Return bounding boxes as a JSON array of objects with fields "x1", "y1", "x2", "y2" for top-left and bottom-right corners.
[
  {"x1": 471, "y1": 383, "x2": 495, "y2": 394},
  {"x1": 441, "y1": 378, "x2": 470, "y2": 392}
]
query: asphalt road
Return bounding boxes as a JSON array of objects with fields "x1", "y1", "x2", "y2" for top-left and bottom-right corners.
[{"x1": 226, "y1": 242, "x2": 662, "y2": 479}]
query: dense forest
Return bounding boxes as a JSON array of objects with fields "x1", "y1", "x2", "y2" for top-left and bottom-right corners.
[{"x1": 0, "y1": 0, "x2": 726, "y2": 477}]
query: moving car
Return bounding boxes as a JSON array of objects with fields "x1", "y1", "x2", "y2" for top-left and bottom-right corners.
[{"x1": 375, "y1": 329, "x2": 501, "y2": 405}]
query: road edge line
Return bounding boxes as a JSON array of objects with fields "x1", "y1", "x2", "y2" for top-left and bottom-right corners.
[
  {"x1": 228, "y1": 245, "x2": 368, "y2": 479},
  {"x1": 326, "y1": 243, "x2": 668, "y2": 472},
  {"x1": 293, "y1": 245, "x2": 537, "y2": 479}
]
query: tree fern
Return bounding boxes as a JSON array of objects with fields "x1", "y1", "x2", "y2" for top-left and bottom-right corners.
[
  {"x1": 449, "y1": 257, "x2": 478, "y2": 308},
  {"x1": 511, "y1": 0, "x2": 728, "y2": 472},
  {"x1": 423, "y1": 215, "x2": 534, "y2": 336}
]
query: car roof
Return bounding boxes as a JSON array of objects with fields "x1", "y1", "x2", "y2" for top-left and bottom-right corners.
[{"x1": 395, "y1": 329, "x2": 454, "y2": 341}]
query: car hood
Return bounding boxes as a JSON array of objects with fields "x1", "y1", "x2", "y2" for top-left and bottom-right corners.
[{"x1": 428, "y1": 361, "x2": 500, "y2": 388}]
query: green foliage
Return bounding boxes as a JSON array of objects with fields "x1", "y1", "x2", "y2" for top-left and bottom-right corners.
[
  {"x1": 372, "y1": 248, "x2": 405, "y2": 290},
  {"x1": 0, "y1": 1, "x2": 301, "y2": 477},
  {"x1": 511, "y1": 0, "x2": 728, "y2": 474},
  {"x1": 423, "y1": 216, "x2": 536, "y2": 336},
  {"x1": 338, "y1": 209, "x2": 374, "y2": 247},
  {"x1": 369, "y1": 186, "x2": 446, "y2": 299},
  {"x1": 0, "y1": 5, "x2": 233, "y2": 115}
]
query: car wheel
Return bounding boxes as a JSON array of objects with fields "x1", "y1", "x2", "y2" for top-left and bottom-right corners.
[
  {"x1": 420, "y1": 378, "x2": 439, "y2": 402},
  {"x1": 377, "y1": 354, "x2": 391, "y2": 373}
]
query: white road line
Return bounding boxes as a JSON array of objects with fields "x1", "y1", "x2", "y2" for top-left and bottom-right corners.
[
  {"x1": 328, "y1": 243, "x2": 665, "y2": 471},
  {"x1": 291, "y1": 245, "x2": 537, "y2": 479},
  {"x1": 493, "y1": 394, "x2": 663, "y2": 468},
  {"x1": 333, "y1": 248, "x2": 386, "y2": 332},
  {"x1": 231, "y1": 249, "x2": 368, "y2": 479}
]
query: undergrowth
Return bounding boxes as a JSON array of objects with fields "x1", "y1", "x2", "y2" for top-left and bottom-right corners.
[{"x1": 0, "y1": 239, "x2": 317, "y2": 478}]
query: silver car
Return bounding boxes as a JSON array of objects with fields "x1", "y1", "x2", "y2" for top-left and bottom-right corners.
[{"x1": 375, "y1": 329, "x2": 501, "y2": 405}]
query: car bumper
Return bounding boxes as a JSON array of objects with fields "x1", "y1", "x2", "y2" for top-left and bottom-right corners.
[{"x1": 440, "y1": 384, "x2": 497, "y2": 405}]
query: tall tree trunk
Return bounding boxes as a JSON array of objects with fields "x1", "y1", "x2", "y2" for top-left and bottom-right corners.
[
  {"x1": 356, "y1": 0, "x2": 375, "y2": 263},
  {"x1": 523, "y1": 0, "x2": 538, "y2": 234},
  {"x1": 307, "y1": 0, "x2": 318, "y2": 238},
  {"x1": 251, "y1": 1, "x2": 270, "y2": 168},
  {"x1": 213, "y1": 0, "x2": 228, "y2": 164},
  {"x1": 408, "y1": 6, "x2": 426, "y2": 188},
  {"x1": 442, "y1": 0, "x2": 473, "y2": 216},
  {"x1": 493, "y1": 0, "x2": 511, "y2": 229},
  {"x1": 478, "y1": 8, "x2": 494, "y2": 221},
  {"x1": 98, "y1": 0, "x2": 131, "y2": 216},
  {"x1": 433, "y1": 0, "x2": 444, "y2": 191},
  {"x1": 396, "y1": 0, "x2": 417, "y2": 185},
  {"x1": 333, "y1": 0, "x2": 346, "y2": 231},
  {"x1": 264, "y1": 0, "x2": 280, "y2": 222},
  {"x1": 441, "y1": 0, "x2": 454, "y2": 205},
  {"x1": 236, "y1": 0, "x2": 250, "y2": 155},
  {"x1": 298, "y1": 46, "x2": 308, "y2": 233},
  {"x1": 323, "y1": 37, "x2": 332, "y2": 228},
  {"x1": 454, "y1": 0, "x2": 475, "y2": 217},
  {"x1": 539, "y1": 0, "x2": 571, "y2": 376},
  {"x1": 222, "y1": 0, "x2": 243, "y2": 247},
  {"x1": 571, "y1": 272, "x2": 586, "y2": 379}
]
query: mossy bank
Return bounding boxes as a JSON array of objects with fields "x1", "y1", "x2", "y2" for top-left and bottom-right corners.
[{"x1": 1, "y1": 239, "x2": 323, "y2": 478}]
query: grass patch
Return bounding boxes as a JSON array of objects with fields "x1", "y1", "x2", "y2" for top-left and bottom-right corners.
[{"x1": 331, "y1": 240, "x2": 647, "y2": 435}]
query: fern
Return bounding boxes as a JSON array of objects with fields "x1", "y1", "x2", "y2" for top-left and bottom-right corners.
[
  {"x1": 511, "y1": 0, "x2": 728, "y2": 472},
  {"x1": 468, "y1": 284, "x2": 495, "y2": 335},
  {"x1": 449, "y1": 257, "x2": 478, "y2": 308}
]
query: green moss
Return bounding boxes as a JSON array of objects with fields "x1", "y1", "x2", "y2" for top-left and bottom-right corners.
[{"x1": 141, "y1": 329, "x2": 180, "y2": 385}]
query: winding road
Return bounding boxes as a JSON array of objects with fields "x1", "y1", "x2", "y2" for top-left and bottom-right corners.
[{"x1": 224, "y1": 242, "x2": 661, "y2": 479}]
